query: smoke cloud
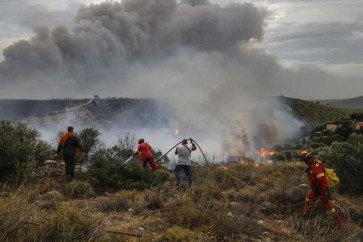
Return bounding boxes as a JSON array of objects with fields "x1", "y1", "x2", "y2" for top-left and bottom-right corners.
[{"x1": 0, "y1": 0, "x2": 304, "y2": 160}]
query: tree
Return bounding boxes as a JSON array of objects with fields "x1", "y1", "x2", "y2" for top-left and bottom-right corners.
[
  {"x1": 79, "y1": 128, "x2": 103, "y2": 159},
  {"x1": 335, "y1": 124, "x2": 353, "y2": 141},
  {"x1": 350, "y1": 113, "x2": 363, "y2": 121}
]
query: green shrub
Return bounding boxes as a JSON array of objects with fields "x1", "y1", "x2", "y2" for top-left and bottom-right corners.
[
  {"x1": 0, "y1": 120, "x2": 51, "y2": 183},
  {"x1": 86, "y1": 157, "x2": 171, "y2": 193},
  {"x1": 317, "y1": 134, "x2": 363, "y2": 194},
  {"x1": 78, "y1": 127, "x2": 103, "y2": 158}
]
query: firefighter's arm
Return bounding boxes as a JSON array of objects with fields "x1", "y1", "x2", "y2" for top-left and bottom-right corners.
[
  {"x1": 175, "y1": 147, "x2": 178, "y2": 155},
  {"x1": 57, "y1": 137, "x2": 64, "y2": 154},
  {"x1": 76, "y1": 137, "x2": 84, "y2": 153},
  {"x1": 190, "y1": 137, "x2": 196, "y2": 151},
  {"x1": 57, "y1": 143, "x2": 62, "y2": 154},
  {"x1": 311, "y1": 164, "x2": 329, "y2": 192}
]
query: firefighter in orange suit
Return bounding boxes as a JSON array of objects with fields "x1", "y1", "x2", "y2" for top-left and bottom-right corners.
[
  {"x1": 300, "y1": 150, "x2": 343, "y2": 226},
  {"x1": 134, "y1": 138, "x2": 158, "y2": 171}
]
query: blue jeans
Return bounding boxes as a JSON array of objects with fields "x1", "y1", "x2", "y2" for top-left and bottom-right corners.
[{"x1": 174, "y1": 165, "x2": 192, "y2": 187}]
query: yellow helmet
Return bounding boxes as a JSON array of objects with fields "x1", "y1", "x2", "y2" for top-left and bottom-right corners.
[{"x1": 300, "y1": 150, "x2": 312, "y2": 161}]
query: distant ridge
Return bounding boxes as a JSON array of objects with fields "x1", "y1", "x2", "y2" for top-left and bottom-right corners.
[
  {"x1": 279, "y1": 96, "x2": 353, "y2": 129},
  {"x1": 1, "y1": 96, "x2": 362, "y2": 130},
  {"x1": 0, "y1": 99, "x2": 86, "y2": 120},
  {"x1": 0, "y1": 97, "x2": 171, "y2": 130},
  {"x1": 313, "y1": 96, "x2": 363, "y2": 109}
]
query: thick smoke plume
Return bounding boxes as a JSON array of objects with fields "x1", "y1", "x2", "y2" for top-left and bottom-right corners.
[{"x1": 0, "y1": 0, "x2": 303, "y2": 159}]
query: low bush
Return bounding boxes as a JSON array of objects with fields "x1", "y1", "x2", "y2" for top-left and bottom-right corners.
[
  {"x1": 317, "y1": 134, "x2": 363, "y2": 195},
  {"x1": 86, "y1": 158, "x2": 171, "y2": 193},
  {"x1": 0, "y1": 120, "x2": 51, "y2": 183}
]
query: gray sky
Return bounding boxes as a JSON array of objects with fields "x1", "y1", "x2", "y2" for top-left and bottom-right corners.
[{"x1": 0, "y1": 0, "x2": 362, "y2": 100}]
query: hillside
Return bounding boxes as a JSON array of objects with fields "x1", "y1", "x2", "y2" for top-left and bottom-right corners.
[
  {"x1": 315, "y1": 96, "x2": 363, "y2": 110},
  {"x1": 0, "y1": 99, "x2": 85, "y2": 120},
  {"x1": 0, "y1": 98, "x2": 171, "y2": 131},
  {"x1": 280, "y1": 96, "x2": 353, "y2": 129}
]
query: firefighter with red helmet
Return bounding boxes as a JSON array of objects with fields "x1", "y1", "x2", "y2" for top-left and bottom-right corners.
[{"x1": 300, "y1": 150, "x2": 343, "y2": 226}]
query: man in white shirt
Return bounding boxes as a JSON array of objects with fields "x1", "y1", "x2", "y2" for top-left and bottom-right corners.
[{"x1": 174, "y1": 138, "x2": 197, "y2": 187}]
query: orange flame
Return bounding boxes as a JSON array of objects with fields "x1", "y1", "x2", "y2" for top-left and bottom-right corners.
[
  {"x1": 257, "y1": 148, "x2": 275, "y2": 159},
  {"x1": 237, "y1": 152, "x2": 248, "y2": 164}
]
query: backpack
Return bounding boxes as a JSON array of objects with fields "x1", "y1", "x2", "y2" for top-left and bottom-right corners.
[{"x1": 325, "y1": 168, "x2": 340, "y2": 190}]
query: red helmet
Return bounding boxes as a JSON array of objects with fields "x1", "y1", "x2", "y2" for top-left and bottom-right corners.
[{"x1": 300, "y1": 150, "x2": 312, "y2": 161}]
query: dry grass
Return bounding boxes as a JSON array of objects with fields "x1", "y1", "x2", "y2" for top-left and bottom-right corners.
[
  {"x1": 61, "y1": 180, "x2": 96, "y2": 199},
  {"x1": 37, "y1": 204, "x2": 100, "y2": 241},
  {"x1": 212, "y1": 168, "x2": 246, "y2": 190},
  {"x1": 0, "y1": 189, "x2": 33, "y2": 240},
  {"x1": 0, "y1": 162, "x2": 361, "y2": 241},
  {"x1": 97, "y1": 195, "x2": 131, "y2": 212},
  {"x1": 161, "y1": 226, "x2": 201, "y2": 241}
]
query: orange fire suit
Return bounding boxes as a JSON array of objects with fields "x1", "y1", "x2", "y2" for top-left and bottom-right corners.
[
  {"x1": 303, "y1": 157, "x2": 343, "y2": 226},
  {"x1": 136, "y1": 142, "x2": 157, "y2": 171}
]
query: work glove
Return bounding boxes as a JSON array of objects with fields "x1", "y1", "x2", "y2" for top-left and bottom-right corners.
[{"x1": 324, "y1": 189, "x2": 332, "y2": 199}]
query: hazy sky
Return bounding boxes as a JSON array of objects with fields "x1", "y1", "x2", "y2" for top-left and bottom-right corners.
[{"x1": 0, "y1": 0, "x2": 362, "y2": 99}]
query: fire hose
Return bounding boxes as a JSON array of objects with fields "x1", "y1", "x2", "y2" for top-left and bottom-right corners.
[
  {"x1": 155, "y1": 138, "x2": 209, "y2": 165},
  {"x1": 123, "y1": 145, "x2": 138, "y2": 164},
  {"x1": 264, "y1": 195, "x2": 350, "y2": 222}
]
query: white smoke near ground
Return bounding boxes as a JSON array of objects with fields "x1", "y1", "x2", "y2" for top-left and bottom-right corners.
[{"x1": 0, "y1": 0, "x2": 304, "y2": 160}]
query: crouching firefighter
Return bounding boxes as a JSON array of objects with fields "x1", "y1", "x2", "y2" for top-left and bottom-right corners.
[{"x1": 300, "y1": 150, "x2": 344, "y2": 226}]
